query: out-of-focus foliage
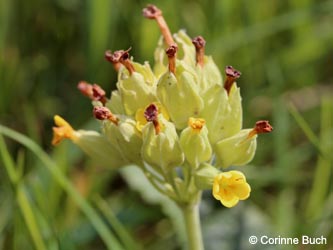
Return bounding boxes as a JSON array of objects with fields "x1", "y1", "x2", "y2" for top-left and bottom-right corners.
[{"x1": 0, "y1": 0, "x2": 332, "y2": 249}]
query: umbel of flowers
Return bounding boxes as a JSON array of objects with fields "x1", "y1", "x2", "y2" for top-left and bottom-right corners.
[{"x1": 53, "y1": 4, "x2": 272, "y2": 209}]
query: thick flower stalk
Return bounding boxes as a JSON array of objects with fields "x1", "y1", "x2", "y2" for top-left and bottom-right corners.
[{"x1": 52, "y1": 4, "x2": 273, "y2": 249}]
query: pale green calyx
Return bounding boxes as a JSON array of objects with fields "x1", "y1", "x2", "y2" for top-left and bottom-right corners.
[
  {"x1": 141, "y1": 108, "x2": 184, "y2": 171},
  {"x1": 194, "y1": 163, "x2": 220, "y2": 190},
  {"x1": 102, "y1": 115, "x2": 143, "y2": 166},
  {"x1": 214, "y1": 120, "x2": 273, "y2": 168},
  {"x1": 74, "y1": 130, "x2": 127, "y2": 169},
  {"x1": 157, "y1": 57, "x2": 204, "y2": 129},
  {"x1": 214, "y1": 129, "x2": 257, "y2": 168},
  {"x1": 180, "y1": 117, "x2": 212, "y2": 168}
]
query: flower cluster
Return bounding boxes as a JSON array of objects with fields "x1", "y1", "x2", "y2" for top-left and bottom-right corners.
[{"x1": 52, "y1": 4, "x2": 272, "y2": 208}]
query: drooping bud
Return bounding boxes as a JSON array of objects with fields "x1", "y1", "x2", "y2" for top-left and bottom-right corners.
[
  {"x1": 192, "y1": 36, "x2": 206, "y2": 67},
  {"x1": 143, "y1": 4, "x2": 175, "y2": 46},
  {"x1": 141, "y1": 115, "x2": 184, "y2": 171},
  {"x1": 214, "y1": 121, "x2": 273, "y2": 168},
  {"x1": 93, "y1": 106, "x2": 118, "y2": 125},
  {"x1": 180, "y1": 118, "x2": 212, "y2": 168},
  {"x1": 224, "y1": 66, "x2": 241, "y2": 95},
  {"x1": 212, "y1": 170, "x2": 251, "y2": 208}
]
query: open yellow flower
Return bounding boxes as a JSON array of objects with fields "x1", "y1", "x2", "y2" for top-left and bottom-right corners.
[
  {"x1": 212, "y1": 171, "x2": 251, "y2": 208},
  {"x1": 52, "y1": 115, "x2": 77, "y2": 145}
]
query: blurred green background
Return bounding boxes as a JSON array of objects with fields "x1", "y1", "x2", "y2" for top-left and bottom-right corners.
[{"x1": 0, "y1": 0, "x2": 332, "y2": 249}]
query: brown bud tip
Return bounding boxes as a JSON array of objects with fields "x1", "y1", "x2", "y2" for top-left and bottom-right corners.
[
  {"x1": 105, "y1": 50, "x2": 124, "y2": 63},
  {"x1": 225, "y1": 66, "x2": 241, "y2": 79},
  {"x1": 224, "y1": 66, "x2": 241, "y2": 94},
  {"x1": 92, "y1": 84, "x2": 105, "y2": 98},
  {"x1": 166, "y1": 44, "x2": 178, "y2": 58},
  {"x1": 143, "y1": 4, "x2": 162, "y2": 19},
  {"x1": 92, "y1": 84, "x2": 107, "y2": 105},
  {"x1": 93, "y1": 106, "x2": 112, "y2": 120},
  {"x1": 77, "y1": 81, "x2": 93, "y2": 97},
  {"x1": 247, "y1": 120, "x2": 273, "y2": 139},
  {"x1": 144, "y1": 103, "x2": 159, "y2": 122},
  {"x1": 192, "y1": 36, "x2": 206, "y2": 51},
  {"x1": 93, "y1": 106, "x2": 119, "y2": 124},
  {"x1": 192, "y1": 36, "x2": 206, "y2": 67},
  {"x1": 254, "y1": 120, "x2": 273, "y2": 134}
]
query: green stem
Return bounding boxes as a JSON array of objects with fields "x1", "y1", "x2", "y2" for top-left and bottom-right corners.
[{"x1": 180, "y1": 198, "x2": 204, "y2": 250}]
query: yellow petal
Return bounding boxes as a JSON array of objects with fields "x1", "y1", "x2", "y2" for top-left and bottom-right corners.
[
  {"x1": 220, "y1": 196, "x2": 239, "y2": 208},
  {"x1": 52, "y1": 115, "x2": 75, "y2": 145}
]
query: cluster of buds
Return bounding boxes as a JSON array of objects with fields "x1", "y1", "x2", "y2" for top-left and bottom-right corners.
[{"x1": 52, "y1": 4, "x2": 272, "y2": 208}]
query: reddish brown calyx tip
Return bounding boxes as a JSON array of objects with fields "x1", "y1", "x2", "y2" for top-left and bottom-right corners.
[
  {"x1": 254, "y1": 120, "x2": 273, "y2": 134},
  {"x1": 224, "y1": 65, "x2": 241, "y2": 95},
  {"x1": 78, "y1": 81, "x2": 93, "y2": 98},
  {"x1": 142, "y1": 4, "x2": 162, "y2": 19},
  {"x1": 166, "y1": 44, "x2": 178, "y2": 74},
  {"x1": 248, "y1": 120, "x2": 273, "y2": 138},
  {"x1": 93, "y1": 106, "x2": 118, "y2": 125},
  {"x1": 92, "y1": 84, "x2": 107, "y2": 105},
  {"x1": 105, "y1": 50, "x2": 122, "y2": 71},
  {"x1": 192, "y1": 36, "x2": 206, "y2": 67},
  {"x1": 77, "y1": 81, "x2": 107, "y2": 105},
  {"x1": 144, "y1": 104, "x2": 160, "y2": 134},
  {"x1": 117, "y1": 48, "x2": 135, "y2": 75},
  {"x1": 143, "y1": 4, "x2": 174, "y2": 46}
]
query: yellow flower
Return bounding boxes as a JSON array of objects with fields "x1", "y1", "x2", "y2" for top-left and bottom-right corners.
[
  {"x1": 52, "y1": 115, "x2": 77, "y2": 145},
  {"x1": 212, "y1": 171, "x2": 251, "y2": 208}
]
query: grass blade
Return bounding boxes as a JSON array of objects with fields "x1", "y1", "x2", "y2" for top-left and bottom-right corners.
[{"x1": 0, "y1": 124, "x2": 124, "y2": 250}]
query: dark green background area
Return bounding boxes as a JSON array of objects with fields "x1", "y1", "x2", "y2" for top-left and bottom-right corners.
[{"x1": 0, "y1": 0, "x2": 332, "y2": 249}]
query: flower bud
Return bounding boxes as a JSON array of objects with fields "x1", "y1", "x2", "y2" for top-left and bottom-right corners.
[
  {"x1": 157, "y1": 58, "x2": 204, "y2": 129},
  {"x1": 196, "y1": 56, "x2": 223, "y2": 93},
  {"x1": 74, "y1": 130, "x2": 127, "y2": 169},
  {"x1": 194, "y1": 163, "x2": 220, "y2": 190},
  {"x1": 113, "y1": 49, "x2": 156, "y2": 115},
  {"x1": 212, "y1": 170, "x2": 251, "y2": 208},
  {"x1": 200, "y1": 83, "x2": 242, "y2": 145},
  {"x1": 180, "y1": 118, "x2": 212, "y2": 168},
  {"x1": 214, "y1": 129, "x2": 256, "y2": 168},
  {"x1": 52, "y1": 115, "x2": 126, "y2": 168},
  {"x1": 102, "y1": 116, "x2": 143, "y2": 165},
  {"x1": 141, "y1": 113, "x2": 184, "y2": 171},
  {"x1": 214, "y1": 121, "x2": 273, "y2": 168},
  {"x1": 192, "y1": 36, "x2": 222, "y2": 93}
]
